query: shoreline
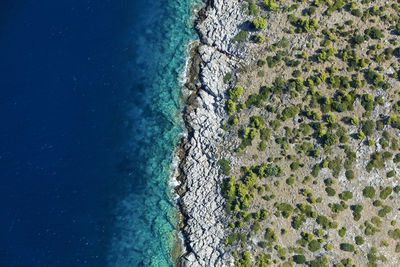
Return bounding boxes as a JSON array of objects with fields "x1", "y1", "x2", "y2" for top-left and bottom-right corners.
[
  {"x1": 174, "y1": 0, "x2": 400, "y2": 266},
  {"x1": 174, "y1": 0, "x2": 250, "y2": 265}
]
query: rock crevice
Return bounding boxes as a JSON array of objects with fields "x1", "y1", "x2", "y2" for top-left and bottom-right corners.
[{"x1": 178, "y1": 0, "x2": 249, "y2": 266}]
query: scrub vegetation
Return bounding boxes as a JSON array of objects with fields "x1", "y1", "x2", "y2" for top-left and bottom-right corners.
[{"x1": 220, "y1": 0, "x2": 400, "y2": 266}]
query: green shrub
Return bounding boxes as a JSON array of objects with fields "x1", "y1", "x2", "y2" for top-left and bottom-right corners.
[
  {"x1": 257, "y1": 59, "x2": 266, "y2": 67},
  {"x1": 389, "y1": 229, "x2": 400, "y2": 240},
  {"x1": 286, "y1": 177, "x2": 295, "y2": 185},
  {"x1": 387, "y1": 170, "x2": 396, "y2": 178},
  {"x1": 258, "y1": 241, "x2": 267, "y2": 248},
  {"x1": 373, "y1": 200, "x2": 382, "y2": 207},
  {"x1": 223, "y1": 73, "x2": 232, "y2": 83},
  {"x1": 394, "y1": 154, "x2": 400, "y2": 163},
  {"x1": 329, "y1": 202, "x2": 347, "y2": 213},
  {"x1": 317, "y1": 215, "x2": 331, "y2": 229},
  {"x1": 355, "y1": 236, "x2": 364, "y2": 245},
  {"x1": 351, "y1": 8, "x2": 362, "y2": 17},
  {"x1": 328, "y1": 156, "x2": 342, "y2": 177},
  {"x1": 307, "y1": 110, "x2": 321, "y2": 121},
  {"x1": 324, "y1": 243, "x2": 332, "y2": 251},
  {"x1": 339, "y1": 191, "x2": 353, "y2": 201},
  {"x1": 340, "y1": 243, "x2": 355, "y2": 252},
  {"x1": 233, "y1": 30, "x2": 249, "y2": 43},
  {"x1": 325, "y1": 186, "x2": 336, "y2": 196},
  {"x1": 288, "y1": 15, "x2": 318, "y2": 33},
  {"x1": 308, "y1": 239, "x2": 321, "y2": 252},
  {"x1": 277, "y1": 203, "x2": 294, "y2": 218},
  {"x1": 248, "y1": 0, "x2": 259, "y2": 15},
  {"x1": 394, "y1": 185, "x2": 400, "y2": 194},
  {"x1": 251, "y1": 221, "x2": 261, "y2": 231},
  {"x1": 250, "y1": 116, "x2": 265, "y2": 129},
  {"x1": 260, "y1": 209, "x2": 269, "y2": 220},
  {"x1": 345, "y1": 170, "x2": 355, "y2": 180},
  {"x1": 365, "y1": 221, "x2": 380, "y2": 236},
  {"x1": 353, "y1": 34, "x2": 365, "y2": 44},
  {"x1": 264, "y1": 227, "x2": 277, "y2": 242},
  {"x1": 253, "y1": 17, "x2": 267, "y2": 30},
  {"x1": 270, "y1": 119, "x2": 281, "y2": 130},
  {"x1": 301, "y1": 231, "x2": 314, "y2": 242},
  {"x1": 326, "y1": 113, "x2": 336, "y2": 124},
  {"x1": 293, "y1": 69, "x2": 301, "y2": 77},
  {"x1": 322, "y1": 132, "x2": 338, "y2": 147},
  {"x1": 257, "y1": 126, "x2": 269, "y2": 139},
  {"x1": 350, "y1": 116, "x2": 359, "y2": 126},
  {"x1": 225, "y1": 100, "x2": 236, "y2": 115},
  {"x1": 229, "y1": 115, "x2": 239, "y2": 126},
  {"x1": 281, "y1": 106, "x2": 300, "y2": 121},
  {"x1": 363, "y1": 186, "x2": 376, "y2": 199},
  {"x1": 351, "y1": 204, "x2": 363, "y2": 221},
  {"x1": 290, "y1": 161, "x2": 300, "y2": 171},
  {"x1": 362, "y1": 120, "x2": 375, "y2": 137},
  {"x1": 383, "y1": 151, "x2": 393, "y2": 161},
  {"x1": 228, "y1": 86, "x2": 243, "y2": 101},
  {"x1": 365, "y1": 27, "x2": 384, "y2": 39},
  {"x1": 253, "y1": 34, "x2": 265, "y2": 44},
  {"x1": 223, "y1": 233, "x2": 246, "y2": 245},
  {"x1": 277, "y1": 247, "x2": 287, "y2": 259},
  {"x1": 217, "y1": 158, "x2": 231, "y2": 176},
  {"x1": 264, "y1": 0, "x2": 278, "y2": 11},
  {"x1": 293, "y1": 254, "x2": 306, "y2": 264},
  {"x1": 378, "y1": 205, "x2": 393, "y2": 217},
  {"x1": 258, "y1": 141, "x2": 267, "y2": 151},
  {"x1": 317, "y1": 47, "x2": 337, "y2": 63},
  {"x1": 311, "y1": 164, "x2": 320, "y2": 177},
  {"x1": 325, "y1": 0, "x2": 344, "y2": 15},
  {"x1": 292, "y1": 214, "x2": 305, "y2": 229},
  {"x1": 338, "y1": 227, "x2": 346, "y2": 237},
  {"x1": 238, "y1": 251, "x2": 251, "y2": 266},
  {"x1": 366, "y1": 68, "x2": 384, "y2": 87},
  {"x1": 380, "y1": 187, "x2": 392, "y2": 199}
]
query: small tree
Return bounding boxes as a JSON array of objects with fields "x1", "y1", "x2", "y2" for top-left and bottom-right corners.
[
  {"x1": 264, "y1": 0, "x2": 278, "y2": 11},
  {"x1": 340, "y1": 243, "x2": 355, "y2": 252},
  {"x1": 228, "y1": 86, "x2": 243, "y2": 101},
  {"x1": 225, "y1": 100, "x2": 236, "y2": 115},
  {"x1": 345, "y1": 170, "x2": 355, "y2": 180},
  {"x1": 355, "y1": 236, "x2": 364, "y2": 245},
  {"x1": 253, "y1": 34, "x2": 265, "y2": 44},
  {"x1": 363, "y1": 186, "x2": 376, "y2": 199},
  {"x1": 326, "y1": 113, "x2": 336, "y2": 124},
  {"x1": 308, "y1": 240, "x2": 321, "y2": 252},
  {"x1": 253, "y1": 17, "x2": 267, "y2": 30},
  {"x1": 293, "y1": 255, "x2": 306, "y2": 264}
]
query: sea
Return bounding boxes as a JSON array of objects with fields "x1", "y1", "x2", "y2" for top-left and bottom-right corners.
[{"x1": 0, "y1": 0, "x2": 198, "y2": 266}]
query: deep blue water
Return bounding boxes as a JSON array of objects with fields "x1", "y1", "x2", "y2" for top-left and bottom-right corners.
[{"x1": 0, "y1": 0, "x2": 196, "y2": 266}]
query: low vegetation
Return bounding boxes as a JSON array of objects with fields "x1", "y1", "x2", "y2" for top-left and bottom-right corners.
[{"x1": 219, "y1": 0, "x2": 400, "y2": 266}]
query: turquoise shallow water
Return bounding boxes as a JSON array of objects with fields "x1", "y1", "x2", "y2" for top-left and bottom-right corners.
[
  {"x1": 108, "y1": 0, "x2": 199, "y2": 266},
  {"x1": 0, "y1": 0, "x2": 198, "y2": 265}
]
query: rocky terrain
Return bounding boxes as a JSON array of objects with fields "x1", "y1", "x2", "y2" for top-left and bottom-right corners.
[
  {"x1": 178, "y1": 0, "x2": 249, "y2": 266},
  {"x1": 180, "y1": 0, "x2": 400, "y2": 266}
]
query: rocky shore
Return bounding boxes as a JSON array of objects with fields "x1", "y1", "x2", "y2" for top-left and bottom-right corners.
[{"x1": 177, "y1": 0, "x2": 250, "y2": 266}]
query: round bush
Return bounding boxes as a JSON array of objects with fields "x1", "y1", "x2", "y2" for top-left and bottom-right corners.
[
  {"x1": 253, "y1": 17, "x2": 267, "y2": 30},
  {"x1": 325, "y1": 186, "x2": 336, "y2": 196},
  {"x1": 345, "y1": 169, "x2": 355, "y2": 180},
  {"x1": 355, "y1": 236, "x2": 364, "y2": 245},
  {"x1": 293, "y1": 254, "x2": 306, "y2": 264},
  {"x1": 362, "y1": 186, "x2": 376, "y2": 199},
  {"x1": 308, "y1": 239, "x2": 321, "y2": 252}
]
